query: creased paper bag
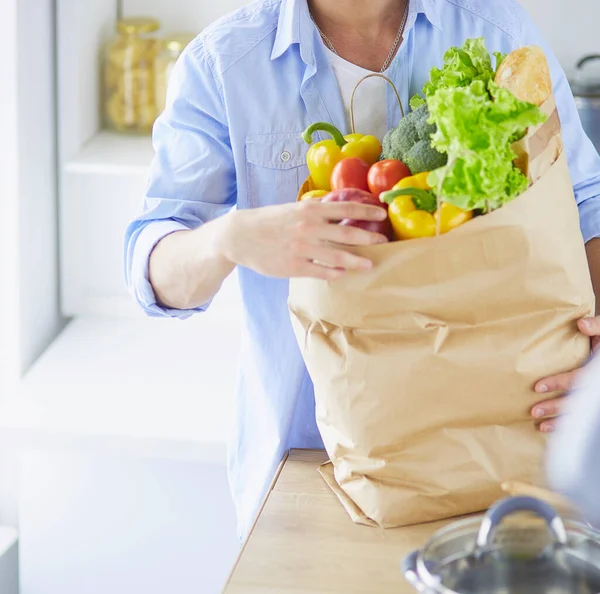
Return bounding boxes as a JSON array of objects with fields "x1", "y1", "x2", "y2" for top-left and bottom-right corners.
[{"x1": 288, "y1": 98, "x2": 595, "y2": 528}]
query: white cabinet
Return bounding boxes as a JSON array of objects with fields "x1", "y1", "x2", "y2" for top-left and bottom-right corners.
[
  {"x1": 6, "y1": 311, "x2": 243, "y2": 593},
  {"x1": 19, "y1": 449, "x2": 240, "y2": 594}
]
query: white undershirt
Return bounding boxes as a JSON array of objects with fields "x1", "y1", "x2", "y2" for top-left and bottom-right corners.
[{"x1": 325, "y1": 47, "x2": 389, "y2": 142}]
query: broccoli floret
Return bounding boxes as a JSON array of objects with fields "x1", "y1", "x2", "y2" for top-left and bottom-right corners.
[
  {"x1": 412, "y1": 104, "x2": 437, "y2": 142},
  {"x1": 381, "y1": 115, "x2": 420, "y2": 161},
  {"x1": 404, "y1": 140, "x2": 448, "y2": 175},
  {"x1": 381, "y1": 105, "x2": 439, "y2": 162}
]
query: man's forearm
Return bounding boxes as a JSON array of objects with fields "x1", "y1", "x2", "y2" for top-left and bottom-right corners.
[
  {"x1": 148, "y1": 214, "x2": 235, "y2": 310},
  {"x1": 586, "y1": 238, "x2": 600, "y2": 315}
]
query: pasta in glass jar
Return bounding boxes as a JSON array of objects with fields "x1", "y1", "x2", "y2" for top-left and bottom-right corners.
[{"x1": 103, "y1": 18, "x2": 160, "y2": 134}]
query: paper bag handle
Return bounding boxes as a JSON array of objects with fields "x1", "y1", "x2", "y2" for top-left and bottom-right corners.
[{"x1": 349, "y1": 73, "x2": 405, "y2": 134}]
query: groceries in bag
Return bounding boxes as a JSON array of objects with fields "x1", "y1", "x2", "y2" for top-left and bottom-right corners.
[
  {"x1": 300, "y1": 38, "x2": 555, "y2": 240},
  {"x1": 289, "y1": 38, "x2": 595, "y2": 529}
]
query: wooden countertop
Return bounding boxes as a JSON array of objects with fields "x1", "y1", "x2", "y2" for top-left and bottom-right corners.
[{"x1": 223, "y1": 449, "x2": 454, "y2": 593}]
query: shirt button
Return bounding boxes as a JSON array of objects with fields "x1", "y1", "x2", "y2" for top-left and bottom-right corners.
[{"x1": 280, "y1": 151, "x2": 291, "y2": 163}]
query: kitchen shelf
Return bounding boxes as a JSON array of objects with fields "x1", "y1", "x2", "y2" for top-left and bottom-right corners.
[
  {"x1": 0, "y1": 311, "x2": 241, "y2": 463},
  {"x1": 64, "y1": 131, "x2": 155, "y2": 176}
]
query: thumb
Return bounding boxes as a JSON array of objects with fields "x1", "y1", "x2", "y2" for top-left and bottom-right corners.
[{"x1": 578, "y1": 316, "x2": 600, "y2": 337}]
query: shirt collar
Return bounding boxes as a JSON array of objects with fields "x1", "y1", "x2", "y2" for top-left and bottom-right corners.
[
  {"x1": 271, "y1": 0, "x2": 314, "y2": 64},
  {"x1": 413, "y1": 0, "x2": 443, "y2": 31},
  {"x1": 271, "y1": 0, "x2": 442, "y2": 63}
]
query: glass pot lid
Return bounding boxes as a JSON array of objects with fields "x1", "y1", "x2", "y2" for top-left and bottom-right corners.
[{"x1": 403, "y1": 496, "x2": 600, "y2": 594}]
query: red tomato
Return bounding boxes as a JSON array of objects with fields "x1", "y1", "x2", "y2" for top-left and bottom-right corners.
[
  {"x1": 367, "y1": 159, "x2": 411, "y2": 196},
  {"x1": 330, "y1": 158, "x2": 371, "y2": 192}
]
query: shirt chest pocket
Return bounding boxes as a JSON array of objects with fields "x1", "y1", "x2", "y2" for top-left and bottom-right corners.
[{"x1": 245, "y1": 133, "x2": 309, "y2": 208}]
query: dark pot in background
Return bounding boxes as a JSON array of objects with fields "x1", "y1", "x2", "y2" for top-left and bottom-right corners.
[{"x1": 572, "y1": 55, "x2": 600, "y2": 153}]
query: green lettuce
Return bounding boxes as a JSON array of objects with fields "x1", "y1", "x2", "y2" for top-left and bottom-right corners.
[
  {"x1": 426, "y1": 79, "x2": 547, "y2": 211},
  {"x1": 494, "y1": 51, "x2": 508, "y2": 71},
  {"x1": 410, "y1": 38, "x2": 507, "y2": 111}
]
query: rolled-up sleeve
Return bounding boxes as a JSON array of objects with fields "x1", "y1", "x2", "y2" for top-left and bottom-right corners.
[
  {"x1": 124, "y1": 36, "x2": 236, "y2": 319},
  {"x1": 554, "y1": 72, "x2": 600, "y2": 244},
  {"x1": 517, "y1": 6, "x2": 600, "y2": 244}
]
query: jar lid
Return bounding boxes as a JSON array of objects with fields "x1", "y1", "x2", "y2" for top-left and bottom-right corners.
[
  {"x1": 162, "y1": 34, "x2": 196, "y2": 53},
  {"x1": 116, "y1": 18, "x2": 160, "y2": 35},
  {"x1": 404, "y1": 497, "x2": 600, "y2": 594}
]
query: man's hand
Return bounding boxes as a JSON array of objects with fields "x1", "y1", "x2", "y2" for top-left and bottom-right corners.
[
  {"x1": 532, "y1": 317, "x2": 600, "y2": 432},
  {"x1": 217, "y1": 199, "x2": 389, "y2": 280}
]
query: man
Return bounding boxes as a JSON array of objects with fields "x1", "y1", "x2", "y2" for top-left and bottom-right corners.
[{"x1": 125, "y1": 0, "x2": 600, "y2": 540}]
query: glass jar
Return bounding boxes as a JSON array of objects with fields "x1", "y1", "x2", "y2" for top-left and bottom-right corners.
[
  {"x1": 103, "y1": 17, "x2": 161, "y2": 134},
  {"x1": 154, "y1": 34, "x2": 195, "y2": 117}
]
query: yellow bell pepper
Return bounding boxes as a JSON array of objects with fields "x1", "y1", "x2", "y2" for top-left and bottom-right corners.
[
  {"x1": 388, "y1": 197, "x2": 436, "y2": 240},
  {"x1": 302, "y1": 123, "x2": 382, "y2": 191},
  {"x1": 434, "y1": 202, "x2": 474, "y2": 234},
  {"x1": 392, "y1": 171, "x2": 432, "y2": 192},
  {"x1": 380, "y1": 176, "x2": 473, "y2": 240},
  {"x1": 340, "y1": 133, "x2": 382, "y2": 164}
]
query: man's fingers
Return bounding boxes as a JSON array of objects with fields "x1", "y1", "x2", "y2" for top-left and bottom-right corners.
[
  {"x1": 319, "y1": 222, "x2": 389, "y2": 247},
  {"x1": 304, "y1": 245, "x2": 374, "y2": 272},
  {"x1": 530, "y1": 315, "x2": 600, "y2": 434},
  {"x1": 299, "y1": 262, "x2": 346, "y2": 281},
  {"x1": 538, "y1": 418, "x2": 558, "y2": 433},
  {"x1": 535, "y1": 370, "x2": 578, "y2": 394},
  {"x1": 531, "y1": 396, "x2": 565, "y2": 420},
  {"x1": 306, "y1": 200, "x2": 388, "y2": 223},
  {"x1": 578, "y1": 316, "x2": 600, "y2": 337}
]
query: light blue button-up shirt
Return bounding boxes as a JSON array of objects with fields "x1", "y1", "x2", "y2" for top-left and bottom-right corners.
[{"x1": 125, "y1": 0, "x2": 600, "y2": 539}]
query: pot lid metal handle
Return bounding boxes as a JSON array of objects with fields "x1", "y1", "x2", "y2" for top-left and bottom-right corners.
[
  {"x1": 402, "y1": 550, "x2": 428, "y2": 592},
  {"x1": 476, "y1": 496, "x2": 568, "y2": 549},
  {"x1": 577, "y1": 55, "x2": 600, "y2": 71}
]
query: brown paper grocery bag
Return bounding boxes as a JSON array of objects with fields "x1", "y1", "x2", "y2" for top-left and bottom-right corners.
[
  {"x1": 289, "y1": 142, "x2": 595, "y2": 528},
  {"x1": 513, "y1": 97, "x2": 563, "y2": 186}
]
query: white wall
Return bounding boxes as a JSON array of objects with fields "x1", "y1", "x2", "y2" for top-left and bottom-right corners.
[
  {"x1": 520, "y1": 0, "x2": 599, "y2": 74},
  {"x1": 0, "y1": 0, "x2": 64, "y2": 388},
  {"x1": 17, "y1": 0, "x2": 65, "y2": 373},
  {"x1": 122, "y1": 0, "x2": 248, "y2": 33},
  {"x1": 0, "y1": 0, "x2": 21, "y2": 397},
  {"x1": 0, "y1": 0, "x2": 64, "y2": 529}
]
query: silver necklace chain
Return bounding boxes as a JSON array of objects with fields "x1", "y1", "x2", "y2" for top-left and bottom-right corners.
[{"x1": 310, "y1": 3, "x2": 409, "y2": 73}]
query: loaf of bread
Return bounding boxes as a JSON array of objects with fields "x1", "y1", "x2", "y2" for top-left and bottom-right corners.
[{"x1": 495, "y1": 46, "x2": 552, "y2": 106}]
